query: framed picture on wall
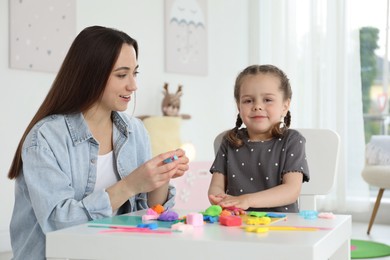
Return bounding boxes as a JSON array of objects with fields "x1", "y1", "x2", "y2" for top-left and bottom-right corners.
[
  {"x1": 9, "y1": 0, "x2": 76, "y2": 73},
  {"x1": 164, "y1": 0, "x2": 208, "y2": 76}
]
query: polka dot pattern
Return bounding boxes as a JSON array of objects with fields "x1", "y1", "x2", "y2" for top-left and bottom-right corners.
[{"x1": 210, "y1": 129, "x2": 309, "y2": 213}]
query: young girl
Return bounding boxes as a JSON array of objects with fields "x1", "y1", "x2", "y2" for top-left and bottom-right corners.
[
  {"x1": 8, "y1": 26, "x2": 189, "y2": 260},
  {"x1": 208, "y1": 64, "x2": 309, "y2": 213}
]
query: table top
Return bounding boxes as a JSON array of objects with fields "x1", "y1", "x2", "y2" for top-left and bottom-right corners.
[{"x1": 46, "y1": 209, "x2": 351, "y2": 260}]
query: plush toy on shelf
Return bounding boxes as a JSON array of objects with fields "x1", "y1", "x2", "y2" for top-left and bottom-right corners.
[
  {"x1": 137, "y1": 83, "x2": 192, "y2": 156},
  {"x1": 137, "y1": 82, "x2": 191, "y2": 120},
  {"x1": 161, "y1": 82, "x2": 191, "y2": 119}
]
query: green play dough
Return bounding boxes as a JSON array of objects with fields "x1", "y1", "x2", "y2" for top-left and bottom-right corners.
[{"x1": 203, "y1": 205, "x2": 222, "y2": 216}]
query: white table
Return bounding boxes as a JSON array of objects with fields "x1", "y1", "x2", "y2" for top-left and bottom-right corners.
[{"x1": 46, "y1": 210, "x2": 351, "y2": 260}]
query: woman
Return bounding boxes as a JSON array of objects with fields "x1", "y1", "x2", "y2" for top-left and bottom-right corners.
[{"x1": 8, "y1": 25, "x2": 189, "y2": 260}]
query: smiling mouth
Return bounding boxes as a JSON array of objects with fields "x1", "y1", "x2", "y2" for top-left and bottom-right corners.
[{"x1": 120, "y1": 95, "x2": 130, "y2": 99}]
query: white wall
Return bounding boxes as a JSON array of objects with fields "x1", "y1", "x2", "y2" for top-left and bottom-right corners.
[{"x1": 0, "y1": 0, "x2": 249, "y2": 252}]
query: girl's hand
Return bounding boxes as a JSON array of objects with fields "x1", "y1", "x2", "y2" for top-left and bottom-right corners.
[
  {"x1": 217, "y1": 194, "x2": 250, "y2": 210},
  {"x1": 208, "y1": 193, "x2": 227, "y2": 205}
]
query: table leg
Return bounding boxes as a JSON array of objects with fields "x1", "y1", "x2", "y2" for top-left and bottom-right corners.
[{"x1": 329, "y1": 239, "x2": 350, "y2": 260}]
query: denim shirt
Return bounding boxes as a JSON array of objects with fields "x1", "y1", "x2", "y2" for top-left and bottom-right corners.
[{"x1": 10, "y1": 112, "x2": 176, "y2": 260}]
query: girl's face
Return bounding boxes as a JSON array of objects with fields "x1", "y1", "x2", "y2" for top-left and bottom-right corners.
[
  {"x1": 100, "y1": 44, "x2": 138, "y2": 113},
  {"x1": 238, "y1": 73, "x2": 290, "y2": 141}
]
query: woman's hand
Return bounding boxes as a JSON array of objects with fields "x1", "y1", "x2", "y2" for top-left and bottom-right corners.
[
  {"x1": 107, "y1": 149, "x2": 189, "y2": 210},
  {"x1": 170, "y1": 148, "x2": 189, "y2": 179},
  {"x1": 126, "y1": 149, "x2": 189, "y2": 193}
]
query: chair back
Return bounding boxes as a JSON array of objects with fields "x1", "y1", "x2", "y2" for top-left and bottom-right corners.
[
  {"x1": 213, "y1": 128, "x2": 340, "y2": 211},
  {"x1": 296, "y1": 128, "x2": 340, "y2": 210}
]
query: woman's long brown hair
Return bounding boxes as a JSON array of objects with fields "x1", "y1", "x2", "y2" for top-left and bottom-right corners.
[{"x1": 8, "y1": 26, "x2": 138, "y2": 179}]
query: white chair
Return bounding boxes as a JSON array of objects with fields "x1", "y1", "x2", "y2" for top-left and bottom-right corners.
[
  {"x1": 213, "y1": 128, "x2": 340, "y2": 211},
  {"x1": 361, "y1": 135, "x2": 390, "y2": 234},
  {"x1": 361, "y1": 165, "x2": 390, "y2": 234}
]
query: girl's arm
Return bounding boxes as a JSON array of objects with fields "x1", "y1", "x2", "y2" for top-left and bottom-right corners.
[
  {"x1": 208, "y1": 172, "x2": 227, "y2": 205},
  {"x1": 217, "y1": 171, "x2": 303, "y2": 210}
]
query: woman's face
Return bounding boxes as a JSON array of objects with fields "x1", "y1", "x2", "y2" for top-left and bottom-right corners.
[
  {"x1": 100, "y1": 44, "x2": 138, "y2": 113},
  {"x1": 238, "y1": 73, "x2": 290, "y2": 140}
]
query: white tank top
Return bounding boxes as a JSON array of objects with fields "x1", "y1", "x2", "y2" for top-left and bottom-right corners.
[{"x1": 95, "y1": 151, "x2": 119, "y2": 215}]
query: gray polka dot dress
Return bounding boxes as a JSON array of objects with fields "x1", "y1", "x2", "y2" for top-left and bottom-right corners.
[{"x1": 210, "y1": 128, "x2": 310, "y2": 213}]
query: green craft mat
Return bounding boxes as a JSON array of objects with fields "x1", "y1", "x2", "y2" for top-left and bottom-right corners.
[{"x1": 89, "y1": 215, "x2": 174, "y2": 229}]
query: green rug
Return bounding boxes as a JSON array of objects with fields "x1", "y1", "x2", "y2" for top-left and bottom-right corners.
[{"x1": 351, "y1": 239, "x2": 390, "y2": 259}]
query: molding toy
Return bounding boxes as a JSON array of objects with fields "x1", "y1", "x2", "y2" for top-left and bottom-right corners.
[
  {"x1": 99, "y1": 227, "x2": 172, "y2": 234},
  {"x1": 219, "y1": 215, "x2": 242, "y2": 226},
  {"x1": 186, "y1": 213, "x2": 204, "y2": 226},
  {"x1": 223, "y1": 206, "x2": 246, "y2": 216},
  {"x1": 202, "y1": 205, "x2": 222, "y2": 217},
  {"x1": 220, "y1": 210, "x2": 233, "y2": 217},
  {"x1": 163, "y1": 155, "x2": 178, "y2": 164},
  {"x1": 245, "y1": 226, "x2": 269, "y2": 233},
  {"x1": 318, "y1": 212, "x2": 335, "y2": 219},
  {"x1": 142, "y1": 214, "x2": 159, "y2": 221},
  {"x1": 171, "y1": 222, "x2": 194, "y2": 232},
  {"x1": 146, "y1": 208, "x2": 159, "y2": 216},
  {"x1": 137, "y1": 223, "x2": 158, "y2": 230},
  {"x1": 246, "y1": 216, "x2": 271, "y2": 225},
  {"x1": 299, "y1": 210, "x2": 318, "y2": 219},
  {"x1": 143, "y1": 207, "x2": 160, "y2": 221},
  {"x1": 151, "y1": 204, "x2": 165, "y2": 214},
  {"x1": 203, "y1": 215, "x2": 218, "y2": 223},
  {"x1": 266, "y1": 213, "x2": 286, "y2": 218},
  {"x1": 248, "y1": 211, "x2": 268, "y2": 218},
  {"x1": 158, "y1": 210, "x2": 179, "y2": 221},
  {"x1": 244, "y1": 226, "x2": 319, "y2": 233}
]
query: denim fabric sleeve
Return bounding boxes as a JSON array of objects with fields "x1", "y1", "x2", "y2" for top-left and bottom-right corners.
[
  {"x1": 163, "y1": 184, "x2": 176, "y2": 208},
  {"x1": 22, "y1": 145, "x2": 112, "y2": 233}
]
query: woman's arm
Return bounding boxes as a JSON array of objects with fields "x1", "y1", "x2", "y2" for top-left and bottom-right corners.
[
  {"x1": 216, "y1": 172, "x2": 303, "y2": 210},
  {"x1": 106, "y1": 149, "x2": 189, "y2": 210}
]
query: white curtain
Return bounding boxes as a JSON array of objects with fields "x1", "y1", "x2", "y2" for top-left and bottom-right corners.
[{"x1": 249, "y1": 0, "x2": 369, "y2": 212}]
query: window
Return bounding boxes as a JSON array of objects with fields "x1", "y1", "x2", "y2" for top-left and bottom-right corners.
[
  {"x1": 359, "y1": 0, "x2": 390, "y2": 199},
  {"x1": 359, "y1": 0, "x2": 390, "y2": 141}
]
